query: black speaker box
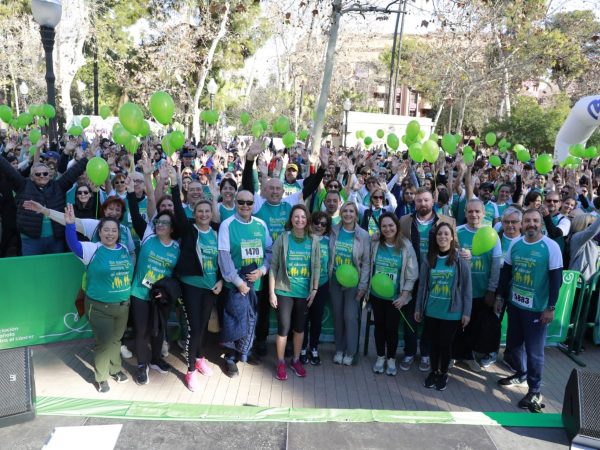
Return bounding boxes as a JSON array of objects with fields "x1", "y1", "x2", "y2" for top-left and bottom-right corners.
[
  {"x1": 563, "y1": 369, "x2": 600, "y2": 448},
  {"x1": 0, "y1": 347, "x2": 35, "y2": 427}
]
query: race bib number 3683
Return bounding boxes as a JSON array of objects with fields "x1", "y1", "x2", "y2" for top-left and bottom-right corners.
[{"x1": 512, "y1": 287, "x2": 533, "y2": 309}]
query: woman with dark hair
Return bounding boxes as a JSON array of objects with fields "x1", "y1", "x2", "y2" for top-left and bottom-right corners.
[
  {"x1": 64, "y1": 204, "x2": 133, "y2": 393},
  {"x1": 269, "y1": 204, "x2": 320, "y2": 380},
  {"x1": 299, "y1": 211, "x2": 332, "y2": 365},
  {"x1": 172, "y1": 177, "x2": 223, "y2": 392},
  {"x1": 415, "y1": 222, "x2": 472, "y2": 391},
  {"x1": 218, "y1": 177, "x2": 237, "y2": 222},
  {"x1": 369, "y1": 212, "x2": 418, "y2": 376},
  {"x1": 351, "y1": 186, "x2": 397, "y2": 236},
  {"x1": 129, "y1": 209, "x2": 180, "y2": 385},
  {"x1": 72, "y1": 182, "x2": 102, "y2": 220},
  {"x1": 523, "y1": 191, "x2": 543, "y2": 209}
]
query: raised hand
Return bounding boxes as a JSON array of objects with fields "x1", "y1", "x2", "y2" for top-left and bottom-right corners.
[
  {"x1": 64, "y1": 204, "x2": 75, "y2": 224},
  {"x1": 246, "y1": 139, "x2": 263, "y2": 161}
]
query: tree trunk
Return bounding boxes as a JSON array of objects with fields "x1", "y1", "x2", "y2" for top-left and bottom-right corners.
[
  {"x1": 8, "y1": 63, "x2": 20, "y2": 115},
  {"x1": 455, "y1": 88, "x2": 474, "y2": 134},
  {"x1": 311, "y1": 0, "x2": 342, "y2": 159},
  {"x1": 55, "y1": 0, "x2": 90, "y2": 126},
  {"x1": 432, "y1": 102, "x2": 444, "y2": 132},
  {"x1": 192, "y1": 1, "x2": 230, "y2": 142},
  {"x1": 495, "y1": 31, "x2": 511, "y2": 118}
]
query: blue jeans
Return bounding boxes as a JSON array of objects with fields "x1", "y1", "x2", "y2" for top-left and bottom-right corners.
[
  {"x1": 21, "y1": 236, "x2": 65, "y2": 256},
  {"x1": 506, "y1": 303, "x2": 547, "y2": 393}
]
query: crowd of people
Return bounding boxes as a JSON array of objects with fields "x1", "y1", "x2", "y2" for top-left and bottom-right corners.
[{"x1": 1, "y1": 128, "x2": 599, "y2": 413}]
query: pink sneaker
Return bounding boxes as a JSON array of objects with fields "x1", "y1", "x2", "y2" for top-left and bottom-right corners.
[
  {"x1": 195, "y1": 357, "x2": 213, "y2": 376},
  {"x1": 290, "y1": 358, "x2": 307, "y2": 377},
  {"x1": 185, "y1": 371, "x2": 200, "y2": 392},
  {"x1": 276, "y1": 361, "x2": 287, "y2": 380}
]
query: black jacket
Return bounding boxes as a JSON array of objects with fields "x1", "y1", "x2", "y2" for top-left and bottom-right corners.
[{"x1": 0, "y1": 155, "x2": 88, "y2": 239}]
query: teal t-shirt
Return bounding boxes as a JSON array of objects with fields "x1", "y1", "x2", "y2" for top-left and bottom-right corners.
[
  {"x1": 219, "y1": 203, "x2": 236, "y2": 222},
  {"x1": 318, "y1": 235, "x2": 330, "y2": 287},
  {"x1": 482, "y1": 201, "x2": 499, "y2": 227},
  {"x1": 417, "y1": 218, "x2": 434, "y2": 258},
  {"x1": 500, "y1": 234, "x2": 517, "y2": 261},
  {"x1": 66, "y1": 184, "x2": 77, "y2": 205},
  {"x1": 184, "y1": 204, "x2": 194, "y2": 219},
  {"x1": 92, "y1": 223, "x2": 131, "y2": 250},
  {"x1": 41, "y1": 215, "x2": 54, "y2": 238},
  {"x1": 426, "y1": 255, "x2": 460, "y2": 320},
  {"x1": 86, "y1": 245, "x2": 133, "y2": 302},
  {"x1": 255, "y1": 201, "x2": 292, "y2": 243},
  {"x1": 130, "y1": 235, "x2": 180, "y2": 300},
  {"x1": 507, "y1": 236, "x2": 563, "y2": 312},
  {"x1": 276, "y1": 232, "x2": 312, "y2": 298},
  {"x1": 180, "y1": 228, "x2": 218, "y2": 290},
  {"x1": 457, "y1": 224, "x2": 501, "y2": 298},
  {"x1": 362, "y1": 192, "x2": 371, "y2": 207},
  {"x1": 334, "y1": 228, "x2": 354, "y2": 269},
  {"x1": 496, "y1": 202, "x2": 508, "y2": 217},
  {"x1": 452, "y1": 193, "x2": 467, "y2": 226},
  {"x1": 366, "y1": 208, "x2": 383, "y2": 236},
  {"x1": 331, "y1": 215, "x2": 341, "y2": 226},
  {"x1": 283, "y1": 181, "x2": 302, "y2": 197},
  {"x1": 370, "y1": 243, "x2": 403, "y2": 299}
]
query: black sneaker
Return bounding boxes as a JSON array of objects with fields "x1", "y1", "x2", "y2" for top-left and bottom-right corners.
[
  {"x1": 424, "y1": 371, "x2": 437, "y2": 389},
  {"x1": 518, "y1": 391, "x2": 543, "y2": 410},
  {"x1": 253, "y1": 340, "x2": 267, "y2": 357},
  {"x1": 110, "y1": 371, "x2": 129, "y2": 383},
  {"x1": 135, "y1": 364, "x2": 149, "y2": 385},
  {"x1": 435, "y1": 373, "x2": 448, "y2": 391},
  {"x1": 309, "y1": 349, "x2": 321, "y2": 366},
  {"x1": 225, "y1": 358, "x2": 239, "y2": 378},
  {"x1": 150, "y1": 359, "x2": 171, "y2": 374},
  {"x1": 299, "y1": 349, "x2": 309, "y2": 365},
  {"x1": 498, "y1": 374, "x2": 527, "y2": 387},
  {"x1": 246, "y1": 352, "x2": 262, "y2": 366},
  {"x1": 95, "y1": 380, "x2": 110, "y2": 393}
]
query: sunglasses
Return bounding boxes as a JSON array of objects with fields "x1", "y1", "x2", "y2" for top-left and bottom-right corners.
[
  {"x1": 77, "y1": 191, "x2": 90, "y2": 195},
  {"x1": 502, "y1": 220, "x2": 519, "y2": 224},
  {"x1": 313, "y1": 221, "x2": 328, "y2": 227},
  {"x1": 237, "y1": 200, "x2": 254, "y2": 206},
  {"x1": 372, "y1": 195, "x2": 384, "y2": 200},
  {"x1": 114, "y1": 180, "x2": 125, "y2": 185},
  {"x1": 153, "y1": 219, "x2": 172, "y2": 227},
  {"x1": 546, "y1": 199, "x2": 560, "y2": 203},
  {"x1": 34, "y1": 172, "x2": 49, "y2": 177}
]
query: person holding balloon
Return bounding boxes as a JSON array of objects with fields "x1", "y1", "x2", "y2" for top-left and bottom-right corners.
[
  {"x1": 369, "y1": 213, "x2": 419, "y2": 376},
  {"x1": 328, "y1": 201, "x2": 370, "y2": 365},
  {"x1": 454, "y1": 199, "x2": 502, "y2": 370},
  {"x1": 415, "y1": 221, "x2": 472, "y2": 391}
]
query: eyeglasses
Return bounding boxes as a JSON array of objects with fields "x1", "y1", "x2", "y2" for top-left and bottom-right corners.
[
  {"x1": 546, "y1": 199, "x2": 560, "y2": 203},
  {"x1": 313, "y1": 221, "x2": 328, "y2": 227},
  {"x1": 502, "y1": 220, "x2": 519, "y2": 224},
  {"x1": 133, "y1": 179, "x2": 144, "y2": 184},
  {"x1": 153, "y1": 219, "x2": 171, "y2": 227},
  {"x1": 34, "y1": 172, "x2": 49, "y2": 177},
  {"x1": 77, "y1": 191, "x2": 90, "y2": 196},
  {"x1": 372, "y1": 195, "x2": 384, "y2": 200},
  {"x1": 404, "y1": 191, "x2": 416, "y2": 196},
  {"x1": 237, "y1": 200, "x2": 254, "y2": 206}
]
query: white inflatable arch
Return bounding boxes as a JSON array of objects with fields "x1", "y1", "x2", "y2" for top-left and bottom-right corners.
[{"x1": 554, "y1": 95, "x2": 600, "y2": 161}]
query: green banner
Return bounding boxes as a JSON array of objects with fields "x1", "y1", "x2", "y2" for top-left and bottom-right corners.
[{"x1": 0, "y1": 252, "x2": 92, "y2": 350}]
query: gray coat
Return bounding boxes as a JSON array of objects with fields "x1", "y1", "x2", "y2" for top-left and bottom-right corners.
[
  {"x1": 569, "y1": 217, "x2": 600, "y2": 282},
  {"x1": 415, "y1": 251, "x2": 473, "y2": 318}
]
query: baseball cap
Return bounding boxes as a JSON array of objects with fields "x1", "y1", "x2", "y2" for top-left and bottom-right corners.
[
  {"x1": 43, "y1": 151, "x2": 60, "y2": 160},
  {"x1": 286, "y1": 163, "x2": 298, "y2": 172}
]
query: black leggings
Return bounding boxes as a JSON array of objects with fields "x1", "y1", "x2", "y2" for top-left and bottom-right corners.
[
  {"x1": 371, "y1": 295, "x2": 401, "y2": 359},
  {"x1": 181, "y1": 282, "x2": 216, "y2": 371},
  {"x1": 424, "y1": 316, "x2": 461, "y2": 374},
  {"x1": 276, "y1": 295, "x2": 307, "y2": 337},
  {"x1": 131, "y1": 296, "x2": 163, "y2": 365},
  {"x1": 303, "y1": 282, "x2": 328, "y2": 350}
]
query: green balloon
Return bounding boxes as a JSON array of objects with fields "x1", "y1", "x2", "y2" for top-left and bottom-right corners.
[
  {"x1": 81, "y1": 116, "x2": 91, "y2": 129},
  {"x1": 28, "y1": 104, "x2": 41, "y2": 117},
  {"x1": 441, "y1": 133, "x2": 457, "y2": 155},
  {"x1": 251, "y1": 121, "x2": 264, "y2": 138},
  {"x1": 29, "y1": 129, "x2": 42, "y2": 145},
  {"x1": 204, "y1": 145, "x2": 216, "y2": 153},
  {"x1": 472, "y1": 226, "x2": 498, "y2": 256},
  {"x1": 355, "y1": 130, "x2": 362, "y2": 139},
  {"x1": 408, "y1": 142, "x2": 424, "y2": 163},
  {"x1": 485, "y1": 132, "x2": 497, "y2": 146},
  {"x1": 42, "y1": 104, "x2": 55, "y2": 119},
  {"x1": 335, "y1": 264, "x2": 359, "y2": 288},
  {"x1": 474, "y1": 137, "x2": 481, "y2": 147},
  {"x1": 0, "y1": 105, "x2": 13, "y2": 123},
  {"x1": 463, "y1": 146, "x2": 475, "y2": 163},
  {"x1": 364, "y1": 136, "x2": 373, "y2": 147},
  {"x1": 386, "y1": 133, "x2": 399, "y2": 151},
  {"x1": 517, "y1": 149, "x2": 530, "y2": 163},
  {"x1": 422, "y1": 140, "x2": 439, "y2": 163},
  {"x1": 100, "y1": 105, "x2": 111, "y2": 120},
  {"x1": 240, "y1": 111, "x2": 250, "y2": 125},
  {"x1": 125, "y1": 135, "x2": 140, "y2": 154},
  {"x1": 534, "y1": 154, "x2": 553, "y2": 174},
  {"x1": 282, "y1": 131, "x2": 296, "y2": 148},
  {"x1": 29, "y1": 145, "x2": 37, "y2": 157},
  {"x1": 204, "y1": 110, "x2": 219, "y2": 125},
  {"x1": 169, "y1": 130, "x2": 185, "y2": 150},
  {"x1": 585, "y1": 146, "x2": 598, "y2": 159},
  {"x1": 149, "y1": 91, "x2": 175, "y2": 125},
  {"x1": 119, "y1": 102, "x2": 144, "y2": 135},
  {"x1": 139, "y1": 121, "x2": 151, "y2": 138},
  {"x1": 406, "y1": 120, "x2": 420, "y2": 139},
  {"x1": 489, "y1": 155, "x2": 501, "y2": 167},
  {"x1": 86, "y1": 157, "x2": 109, "y2": 186},
  {"x1": 299, "y1": 129, "x2": 309, "y2": 141},
  {"x1": 569, "y1": 144, "x2": 585, "y2": 157},
  {"x1": 513, "y1": 143, "x2": 526, "y2": 154},
  {"x1": 273, "y1": 115, "x2": 290, "y2": 134},
  {"x1": 418, "y1": 130, "x2": 426, "y2": 141},
  {"x1": 454, "y1": 133, "x2": 462, "y2": 145},
  {"x1": 429, "y1": 133, "x2": 439, "y2": 143},
  {"x1": 113, "y1": 124, "x2": 131, "y2": 145},
  {"x1": 162, "y1": 135, "x2": 174, "y2": 156},
  {"x1": 38, "y1": 117, "x2": 46, "y2": 127},
  {"x1": 371, "y1": 273, "x2": 394, "y2": 299},
  {"x1": 376, "y1": 129, "x2": 385, "y2": 139},
  {"x1": 18, "y1": 113, "x2": 33, "y2": 128},
  {"x1": 69, "y1": 126, "x2": 83, "y2": 137}
]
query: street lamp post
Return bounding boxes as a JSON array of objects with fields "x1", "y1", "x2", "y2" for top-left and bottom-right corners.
[
  {"x1": 19, "y1": 82, "x2": 29, "y2": 111},
  {"x1": 343, "y1": 98, "x2": 351, "y2": 150},
  {"x1": 31, "y1": 0, "x2": 62, "y2": 144}
]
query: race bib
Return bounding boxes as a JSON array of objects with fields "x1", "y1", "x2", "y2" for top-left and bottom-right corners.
[
  {"x1": 512, "y1": 287, "x2": 533, "y2": 309},
  {"x1": 142, "y1": 277, "x2": 154, "y2": 289},
  {"x1": 241, "y1": 239, "x2": 263, "y2": 260},
  {"x1": 378, "y1": 267, "x2": 397, "y2": 283}
]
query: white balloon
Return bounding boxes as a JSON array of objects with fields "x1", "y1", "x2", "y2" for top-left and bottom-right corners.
[{"x1": 554, "y1": 95, "x2": 600, "y2": 161}]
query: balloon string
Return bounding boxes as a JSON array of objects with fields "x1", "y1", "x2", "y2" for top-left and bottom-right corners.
[{"x1": 400, "y1": 310, "x2": 415, "y2": 333}]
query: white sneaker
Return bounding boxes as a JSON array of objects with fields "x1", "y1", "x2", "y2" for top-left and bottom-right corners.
[
  {"x1": 419, "y1": 356, "x2": 431, "y2": 372},
  {"x1": 386, "y1": 358, "x2": 397, "y2": 376},
  {"x1": 399, "y1": 355, "x2": 414, "y2": 371},
  {"x1": 373, "y1": 356, "x2": 386, "y2": 374},
  {"x1": 161, "y1": 340, "x2": 169, "y2": 358},
  {"x1": 480, "y1": 352, "x2": 498, "y2": 368},
  {"x1": 333, "y1": 351, "x2": 344, "y2": 365},
  {"x1": 120, "y1": 345, "x2": 132, "y2": 359},
  {"x1": 342, "y1": 355, "x2": 354, "y2": 366}
]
